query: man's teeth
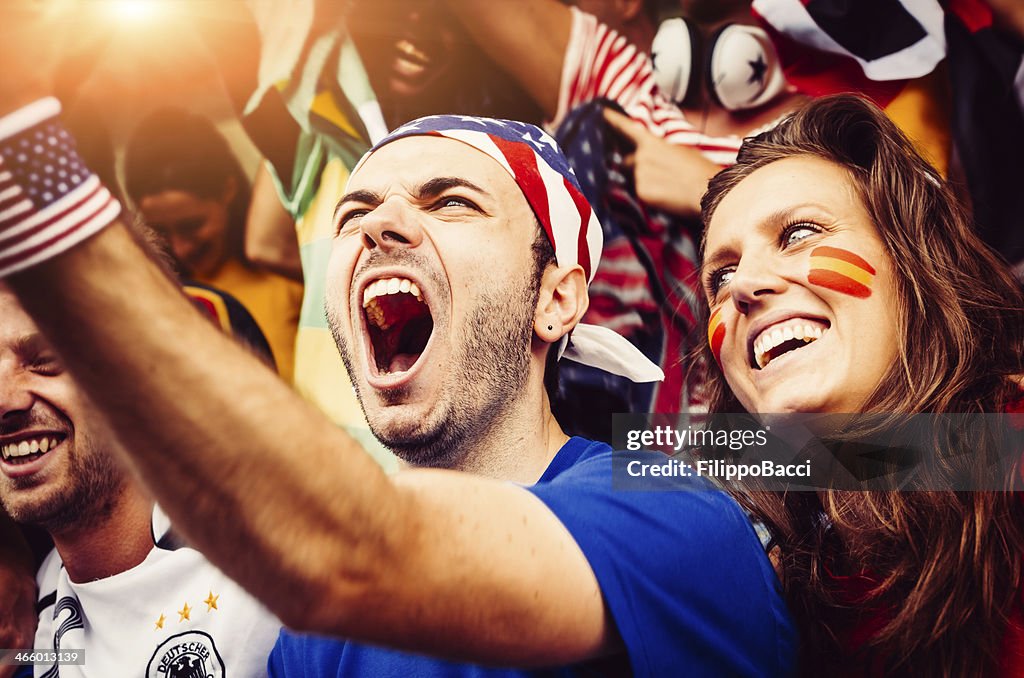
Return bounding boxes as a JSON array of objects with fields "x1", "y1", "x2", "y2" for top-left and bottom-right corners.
[
  {"x1": 1, "y1": 436, "x2": 59, "y2": 461},
  {"x1": 363, "y1": 277, "x2": 421, "y2": 307},
  {"x1": 363, "y1": 277, "x2": 423, "y2": 330},
  {"x1": 754, "y1": 322, "x2": 826, "y2": 369}
]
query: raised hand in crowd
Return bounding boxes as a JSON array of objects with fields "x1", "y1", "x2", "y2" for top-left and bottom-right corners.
[{"x1": 602, "y1": 107, "x2": 718, "y2": 217}]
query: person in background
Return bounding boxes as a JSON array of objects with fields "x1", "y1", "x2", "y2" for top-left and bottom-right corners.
[
  {"x1": 124, "y1": 107, "x2": 303, "y2": 383},
  {"x1": 432, "y1": 0, "x2": 956, "y2": 427}
]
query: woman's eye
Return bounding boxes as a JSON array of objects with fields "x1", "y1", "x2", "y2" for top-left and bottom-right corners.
[
  {"x1": 709, "y1": 267, "x2": 735, "y2": 296},
  {"x1": 782, "y1": 223, "x2": 819, "y2": 247}
]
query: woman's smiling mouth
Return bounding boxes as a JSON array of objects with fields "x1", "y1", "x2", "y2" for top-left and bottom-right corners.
[{"x1": 751, "y1": 319, "x2": 830, "y2": 369}]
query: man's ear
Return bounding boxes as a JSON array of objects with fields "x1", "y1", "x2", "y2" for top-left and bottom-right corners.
[{"x1": 534, "y1": 264, "x2": 589, "y2": 345}]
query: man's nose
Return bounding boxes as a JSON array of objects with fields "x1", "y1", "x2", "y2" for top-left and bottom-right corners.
[
  {"x1": 0, "y1": 368, "x2": 34, "y2": 423},
  {"x1": 730, "y1": 257, "x2": 785, "y2": 315},
  {"x1": 358, "y1": 199, "x2": 425, "y2": 252}
]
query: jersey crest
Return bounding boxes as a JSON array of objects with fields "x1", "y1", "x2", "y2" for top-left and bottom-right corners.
[{"x1": 146, "y1": 631, "x2": 226, "y2": 678}]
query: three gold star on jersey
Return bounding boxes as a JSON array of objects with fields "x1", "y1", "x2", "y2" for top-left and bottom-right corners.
[{"x1": 154, "y1": 591, "x2": 220, "y2": 629}]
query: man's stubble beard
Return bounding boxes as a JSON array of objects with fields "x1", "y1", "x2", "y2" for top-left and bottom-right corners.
[
  {"x1": 1, "y1": 432, "x2": 127, "y2": 534},
  {"x1": 328, "y1": 268, "x2": 537, "y2": 470}
]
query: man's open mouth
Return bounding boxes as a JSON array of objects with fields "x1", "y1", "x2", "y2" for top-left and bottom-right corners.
[
  {"x1": 0, "y1": 433, "x2": 65, "y2": 466},
  {"x1": 363, "y1": 276, "x2": 434, "y2": 375},
  {"x1": 751, "y1": 320, "x2": 830, "y2": 370}
]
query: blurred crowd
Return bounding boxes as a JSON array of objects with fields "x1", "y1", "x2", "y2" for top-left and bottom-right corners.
[{"x1": 6, "y1": 0, "x2": 1019, "y2": 445}]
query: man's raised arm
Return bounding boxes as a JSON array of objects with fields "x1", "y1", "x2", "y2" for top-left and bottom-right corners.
[
  {"x1": 0, "y1": 3, "x2": 610, "y2": 649},
  {"x1": 445, "y1": 0, "x2": 573, "y2": 119},
  {"x1": 0, "y1": 114, "x2": 609, "y2": 667}
]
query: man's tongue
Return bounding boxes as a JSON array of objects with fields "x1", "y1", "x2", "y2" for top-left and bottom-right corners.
[{"x1": 387, "y1": 353, "x2": 419, "y2": 374}]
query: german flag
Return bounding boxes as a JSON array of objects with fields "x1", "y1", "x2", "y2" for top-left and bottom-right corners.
[
  {"x1": 808, "y1": 246, "x2": 876, "y2": 298},
  {"x1": 708, "y1": 307, "x2": 726, "y2": 364}
]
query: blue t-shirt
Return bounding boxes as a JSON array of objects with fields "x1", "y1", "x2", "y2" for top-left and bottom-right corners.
[{"x1": 269, "y1": 437, "x2": 795, "y2": 677}]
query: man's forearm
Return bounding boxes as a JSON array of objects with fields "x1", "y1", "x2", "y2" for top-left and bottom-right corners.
[{"x1": 6, "y1": 225, "x2": 609, "y2": 663}]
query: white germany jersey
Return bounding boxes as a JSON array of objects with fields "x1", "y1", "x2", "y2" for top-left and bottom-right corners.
[{"x1": 33, "y1": 506, "x2": 281, "y2": 677}]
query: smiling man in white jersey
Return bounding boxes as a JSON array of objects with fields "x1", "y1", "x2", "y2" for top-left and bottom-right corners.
[{"x1": 0, "y1": 284, "x2": 281, "y2": 677}]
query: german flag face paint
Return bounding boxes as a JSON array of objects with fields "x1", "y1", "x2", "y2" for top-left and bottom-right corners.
[
  {"x1": 707, "y1": 307, "x2": 726, "y2": 365},
  {"x1": 808, "y1": 246, "x2": 877, "y2": 298}
]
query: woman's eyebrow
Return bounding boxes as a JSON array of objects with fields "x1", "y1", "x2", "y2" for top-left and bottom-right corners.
[
  {"x1": 699, "y1": 208, "x2": 793, "y2": 275},
  {"x1": 700, "y1": 203, "x2": 835, "y2": 270},
  {"x1": 700, "y1": 249, "x2": 732, "y2": 279}
]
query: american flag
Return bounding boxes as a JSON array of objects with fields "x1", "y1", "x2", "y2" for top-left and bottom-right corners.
[
  {"x1": 0, "y1": 99, "x2": 120, "y2": 277},
  {"x1": 359, "y1": 115, "x2": 603, "y2": 284}
]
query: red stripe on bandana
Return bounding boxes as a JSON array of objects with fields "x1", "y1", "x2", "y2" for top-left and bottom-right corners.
[
  {"x1": 563, "y1": 175, "x2": 592, "y2": 280},
  {"x1": 489, "y1": 134, "x2": 553, "y2": 246}
]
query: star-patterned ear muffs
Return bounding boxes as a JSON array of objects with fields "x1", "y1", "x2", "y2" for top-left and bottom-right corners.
[{"x1": 651, "y1": 19, "x2": 787, "y2": 111}]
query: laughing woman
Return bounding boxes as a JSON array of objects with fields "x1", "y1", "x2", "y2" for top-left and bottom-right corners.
[{"x1": 698, "y1": 94, "x2": 1024, "y2": 676}]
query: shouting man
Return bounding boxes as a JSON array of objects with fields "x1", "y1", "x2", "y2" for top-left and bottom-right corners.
[{"x1": 0, "y1": 94, "x2": 793, "y2": 676}]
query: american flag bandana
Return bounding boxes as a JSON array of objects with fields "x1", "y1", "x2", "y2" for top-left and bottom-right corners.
[
  {"x1": 0, "y1": 98, "x2": 121, "y2": 277},
  {"x1": 351, "y1": 115, "x2": 663, "y2": 383}
]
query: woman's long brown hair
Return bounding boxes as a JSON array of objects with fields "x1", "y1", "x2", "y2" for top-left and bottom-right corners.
[{"x1": 698, "y1": 94, "x2": 1024, "y2": 676}]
